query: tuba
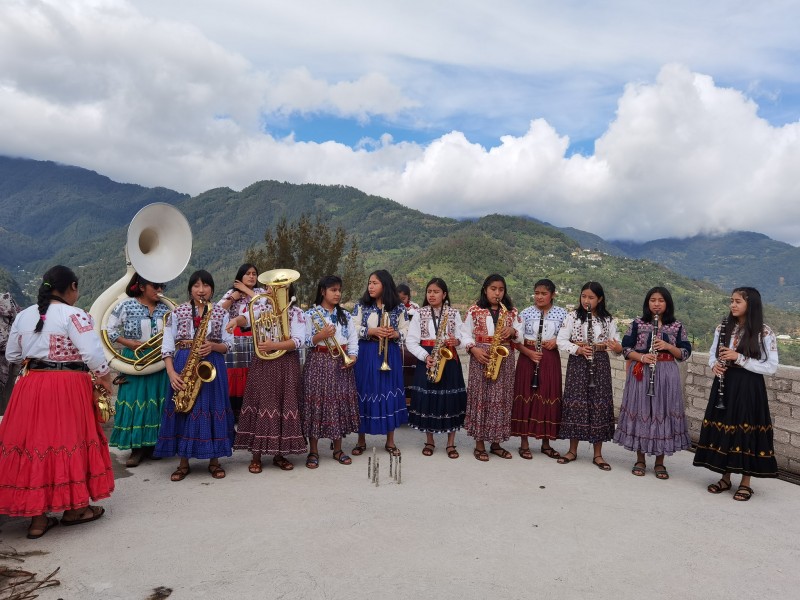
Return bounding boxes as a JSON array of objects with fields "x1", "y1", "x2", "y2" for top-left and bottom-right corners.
[
  {"x1": 89, "y1": 203, "x2": 192, "y2": 376},
  {"x1": 249, "y1": 268, "x2": 300, "y2": 360}
]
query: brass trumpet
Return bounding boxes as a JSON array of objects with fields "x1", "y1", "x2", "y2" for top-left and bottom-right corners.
[
  {"x1": 131, "y1": 293, "x2": 177, "y2": 371},
  {"x1": 310, "y1": 306, "x2": 355, "y2": 368},
  {"x1": 378, "y1": 310, "x2": 392, "y2": 371}
]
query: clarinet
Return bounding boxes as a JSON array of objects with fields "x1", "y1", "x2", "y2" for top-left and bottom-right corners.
[
  {"x1": 646, "y1": 314, "x2": 659, "y2": 397},
  {"x1": 586, "y1": 305, "x2": 596, "y2": 388},
  {"x1": 531, "y1": 309, "x2": 545, "y2": 389},
  {"x1": 715, "y1": 315, "x2": 729, "y2": 410}
]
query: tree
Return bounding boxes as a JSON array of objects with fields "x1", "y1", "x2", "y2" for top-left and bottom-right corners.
[{"x1": 245, "y1": 212, "x2": 365, "y2": 306}]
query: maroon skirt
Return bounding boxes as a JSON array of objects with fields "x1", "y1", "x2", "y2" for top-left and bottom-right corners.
[
  {"x1": 301, "y1": 350, "x2": 360, "y2": 439},
  {"x1": 464, "y1": 344, "x2": 516, "y2": 443},
  {"x1": 511, "y1": 347, "x2": 562, "y2": 439}
]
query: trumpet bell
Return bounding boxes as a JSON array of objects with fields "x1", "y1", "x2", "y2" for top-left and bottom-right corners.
[
  {"x1": 258, "y1": 268, "x2": 300, "y2": 287},
  {"x1": 128, "y1": 202, "x2": 192, "y2": 283}
]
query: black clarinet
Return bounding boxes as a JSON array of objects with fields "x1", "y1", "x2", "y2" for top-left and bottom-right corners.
[
  {"x1": 586, "y1": 305, "x2": 596, "y2": 388},
  {"x1": 531, "y1": 310, "x2": 545, "y2": 389},
  {"x1": 646, "y1": 314, "x2": 659, "y2": 398},
  {"x1": 715, "y1": 315, "x2": 729, "y2": 410}
]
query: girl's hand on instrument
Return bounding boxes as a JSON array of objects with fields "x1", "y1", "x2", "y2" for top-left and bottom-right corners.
[
  {"x1": 640, "y1": 353, "x2": 656, "y2": 365},
  {"x1": 501, "y1": 326, "x2": 516, "y2": 340},
  {"x1": 341, "y1": 356, "x2": 356, "y2": 369},
  {"x1": 470, "y1": 347, "x2": 490, "y2": 365},
  {"x1": 531, "y1": 350, "x2": 543, "y2": 363},
  {"x1": 712, "y1": 362, "x2": 727, "y2": 377},
  {"x1": 425, "y1": 355, "x2": 436, "y2": 369},
  {"x1": 97, "y1": 374, "x2": 114, "y2": 396},
  {"x1": 542, "y1": 339, "x2": 557, "y2": 351},
  {"x1": 168, "y1": 371, "x2": 186, "y2": 392},
  {"x1": 445, "y1": 337, "x2": 459, "y2": 347},
  {"x1": 578, "y1": 346, "x2": 593, "y2": 359},
  {"x1": 257, "y1": 339, "x2": 279, "y2": 352},
  {"x1": 320, "y1": 324, "x2": 336, "y2": 339},
  {"x1": 198, "y1": 341, "x2": 214, "y2": 357},
  {"x1": 719, "y1": 348, "x2": 739, "y2": 362}
]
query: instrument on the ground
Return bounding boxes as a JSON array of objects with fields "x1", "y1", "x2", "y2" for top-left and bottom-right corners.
[
  {"x1": 90, "y1": 203, "x2": 191, "y2": 376},
  {"x1": 586, "y1": 305, "x2": 596, "y2": 388},
  {"x1": 378, "y1": 310, "x2": 392, "y2": 371},
  {"x1": 249, "y1": 269, "x2": 300, "y2": 361},
  {"x1": 485, "y1": 303, "x2": 510, "y2": 381},
  {"x1": 426, "y1": 305, "x2": 454, "y2": 384},
  {"x1": 646, "y1": 314, "x2": 659, "y2": 397},
  {"x1": 715, "y1": 315, "x2": 729, "y2": 410},
  {"x1": 310, "y1": 306, "x2": 355, "y2": 367},
  {"x1": 531, "y1": 309, "x2": 545, "y2": 389},
  {"x1": 173, "y1": 298, "x2": 216, "y2": 413}
]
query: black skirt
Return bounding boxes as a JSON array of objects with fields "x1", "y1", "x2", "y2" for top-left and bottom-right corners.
[
  {"x1": 408, "y1": 350, "x2": 467, "y2": 433},
  {"x1": 693, "y1": 367, "x2": 778, "y2": 478}
]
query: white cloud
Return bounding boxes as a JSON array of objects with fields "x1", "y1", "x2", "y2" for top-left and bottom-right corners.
[{"x1": 1, "y1": 1, "x2": 800, "y2": 245}]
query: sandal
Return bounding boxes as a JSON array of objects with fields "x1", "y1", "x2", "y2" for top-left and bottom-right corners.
[
  {"x1": 351, "y1": 444, "x2": 367, "y2": 456},
  {"x1": 557, "y1": 451, "x2": 577, "y2": 464},
  {"x1": 593, "y1": 456, "x2": 612, "y2": 471},
  {"x1": 208, "y1": 463, "x2": 226, "y2": 479},
  {"x1": 333, "y1": 450, "x2": 352, "y2": 465},
  {"x1": 126, "y1": 448, "x2": 144, "y2": 468},
  {"x1": 446, "y1": 445, "x2": 459, "y2": 459},
  {"x1": 707, "y1": 478, "x2": 732, "y2": 494},
  {"x1": 540, "y1": 446, "x2": 561, "y2": 459},
  {"x1": 272, "y1": 455, "x2": 294, "y2": 471},
  {"x1": 489, "y1": 445, "x2": 512, "y2": 459},
  {"x1": 422, "y1": 442, "x2": 435, "y2": 457},
  {"x1": 518, "y1": 446, "x2": 533, "y2": 460},
  {"x1": 61, "y1": 505, "x2": 105, "y2": 527},
  {"x1": 170, "y1": 465, "x2": 190, "y2": 482},
  {"x1": 473, "y1": 448, "x2": 489, "y2": 462},
  {"x1": 654, "y1": 464, "x2": 669, "y2": 480},
  {"x1": 27, "y1": 516, "x2": 59, "y2": 539},
  {"x1": 733, "y1": 485, "x2": 754, "y2": 502},
  {"x1": 385, "y1": 445, "x2": 401, "y2": 457},
  {"x1": 306, "y1": 452, "x2": 320, "y2": 469},
  {"x1": 248, "y1": 460, "x2": 263, "y2": 474},
  {"x1": 631, "y1": 461, "x2": 646, "y2": 476}
]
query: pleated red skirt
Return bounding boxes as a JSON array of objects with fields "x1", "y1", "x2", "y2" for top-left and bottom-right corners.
[{"x1": 0, "y1": 370, "x2": 115, "y2": 517}]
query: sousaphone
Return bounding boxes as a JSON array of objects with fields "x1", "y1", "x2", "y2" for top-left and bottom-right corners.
[{"x1": 89, "y1": 203, "x2": 192, "y2": 375}]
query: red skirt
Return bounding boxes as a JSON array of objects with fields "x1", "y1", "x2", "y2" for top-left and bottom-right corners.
[
  {"x1": 511, "y1": 348, "x2": 562, "y2": 438},
  {"x1": 0, "y1": 370, "x2": 115, "y2": 517}
]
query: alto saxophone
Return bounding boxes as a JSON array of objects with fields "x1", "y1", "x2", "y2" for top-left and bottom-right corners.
[
  {"x1": 426, "y1": 305, "x2": 454, "y2": 384},
  {"x1": 173, "y1": 300, "x2": 217, "y2": 413},
  {"x1": 485, "y1": 303, "x2": 510, "y2": 381}
]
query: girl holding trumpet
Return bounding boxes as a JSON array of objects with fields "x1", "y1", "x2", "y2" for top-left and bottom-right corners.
[
  {"x1": 406, "y1": 277, "x2": 467, "y2": 459},
  {"x1": 351, "y1": 270, "x2": 409, "y2": 457},
  {"x1": 106, "y1": 272, "x2": 171, "y2": 467},
  {"x1": 302, "y1": 275, "x2": 360, "y2": 468},
  {"x1": 613, "y1": 287, "x2": 692, "y2": 479}
]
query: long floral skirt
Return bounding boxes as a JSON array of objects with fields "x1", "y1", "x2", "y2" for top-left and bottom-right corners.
[
  {"x1": 464, "y1": 344, "x2": 515, "y2": 443},
  {"x1": 408, "y1": 350, "x2": 467, "y2": 433},
  {"x1": 511, "y1": 347, "x2": 562, "y2": 439},
  {"x1": 693, "y1": 368, "x2": 777, "y2": 477},
  {"x1": 613, "y1": 360, "x2": 691, "y2": 456},
  {"x1": 558, "y1": 353, "x2": 615, "y2": 443},
  {"x1": 234, "y1": 352, "x2": 307, "y2": 456},
  {"x1": 354, "y1": 340, "x2": 408, "y2": 435},
  {"x1": 0, "y1": 370, "x2": 115, "y2": 517},
  {"x1": 109, "y1": 348, "x2": 168, "y2": 450},
  {"x1": 302, "y1": 350, "x2": 360, "y2": 440},
  {"x1": 153, "y1": 350, "x2": 235, "y2": 460}
]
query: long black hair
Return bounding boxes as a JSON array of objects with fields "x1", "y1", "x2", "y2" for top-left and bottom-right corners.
[
  {"x1": 575, "y1": 281, "x2": 611, "y2": 322},
  {"x1": 314, "y1": 275, "x2": 348, "y2": 326},
  {"x1": 125, "y1": 272, "x2": 159, "y2": 299},
  {"x1": 421, "y1": 277, "x2": 450, "y2": 308},
  {"x1": 642, "y1": 286, "x2": 676, "y2": 325},
  {"x1": 359, "y1": 269, "x2": 400, "y2": 311},
  {"x1": 233, "y1": 263, "x2": 259, "y2": 288},
  {"x1": 187, "y1": 270, "x2": 215, "y2": 299},
  {"x1": 35, "y1": 265, "x2": 78, "y2": 333},
  {"x1": 476, "y1": 274, "x2": 514, "y2": 310},
  {"x1": 724, "y1": 286, "x2": 768, "y2": 360}
]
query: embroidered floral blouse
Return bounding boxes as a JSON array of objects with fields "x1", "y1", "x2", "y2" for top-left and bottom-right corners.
[
  {"x1": 707, "y1": 323, "x2": 778, "y2": 375},
  {"x1": 161, "y1": 302, "x2": 234, "y2": 358},
  {"x1": 304, "y1": 306, "x2": 359, "y2": 357},
  {"x1": 460, "y1": 305, "x2": 523, "y2": 351},
  {"x1": 5, "y1": 304, "x2": 109, "y2": 377},
  {"x1": 106, "y1": 298, "x2": 171, "y2": 344},
  {"x1": 406, "y1": 305, "x2": 464, "y2": 362},
  {"x1": 351, "y1": 303, "x2": 409, "y2": 345},
  {"x1": 241, "y1": 303, "x2": 306, "y2": 350},
  {"x1": 556, "y1": 311, "x2": 621, "y2": 355},
  {"x1": 519, "y1": 305, "x2": 567, "y2": 342},
  {"x1": 621, "y1": 318, "x2": 691, "y2": 360},
  {"x1": 218, "y1": 287, "x2": 268, "y2": 321}
]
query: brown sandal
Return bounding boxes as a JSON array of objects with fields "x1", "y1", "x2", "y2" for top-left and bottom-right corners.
[
  {"x1": 208, "y1": 463, "x2": 226, "y2": 479},
  {"x1": 518, "y1": 446, "x2": 533, "y2": 460},
  {"x1": 473, "y1": 448, "x2": 489, "y2": 462},
  {"x1": 272, "y1": 455, "x2": 294, "y2": 471},
  {"x1": 61, "y1": 505, "x2": 105, "y2": 526},
  {"x1": 446, "y1": 445, "x2": 459, "y2": 459},
  {"x1": 489, "y1": 445, "x2": 512, "y2": 459},
  {"x1": 422, "y1": 443, "x2": 435, "y2": 456},
  {"x1": 248, "y1": 461, "x2": 263, "y2": 474},
  {"x1": 540, "y1": 446, "x2": 561, "y2": 459},
  {"x1": 707, "y1": 478, "x2": 732, "y2": 494},
  {"x1": 557, "y1": 451, "x2": 577, "y2": 464},
  {"x1": 170, "y1": 465, "x2": 190, "y2": 481},
  {"x1": 351, "y1": 444, "x2": 366, "y2": 456}
]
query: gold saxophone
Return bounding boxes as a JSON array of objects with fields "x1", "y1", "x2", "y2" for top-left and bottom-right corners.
[
  {"x1": 484, "y1": 303, "x2": 510, "y2": 381},
  {"x1": 173, "y1": 300, "x2": 217, "y2": 413},
  {"x1": 426, "y1": 305, "x2": 454, "y2": 384}
]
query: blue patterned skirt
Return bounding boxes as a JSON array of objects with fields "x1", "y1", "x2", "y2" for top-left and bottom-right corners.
[{"x1": 354, "y1": 340, "x2": 408, "y2": 435}]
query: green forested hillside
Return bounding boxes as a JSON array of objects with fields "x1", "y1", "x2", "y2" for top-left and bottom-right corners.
[{"x1": 2, "y1": 156, "x2": 799, "y2": 364}]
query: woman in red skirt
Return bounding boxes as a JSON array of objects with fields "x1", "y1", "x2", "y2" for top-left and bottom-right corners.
[
  {"x1": 0, "y1": 266, "x2": 114, "y2": 539},
  {"x1": 511, "y1": 279, "x2": 567, "y2": 460}
]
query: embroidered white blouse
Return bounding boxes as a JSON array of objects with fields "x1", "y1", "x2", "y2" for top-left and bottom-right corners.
[
  {"x1": 304, "y1": 306, "x2": 359, "y2": 357},
  {"x1": 519, "y1": 305, "x2": 568, "y2": 342},
  {"x1": 241, "y1": 304, "x2": 306, "y2": 350},
  {"x1": 556, "y1": 311, "x2": 621, "y2": 355},
  {"x1": 707, "y1": 324, "x2": 779, "y2": 375},
  {"x1": 406, "y1": 306, "x2": 463, "y2": 362}
]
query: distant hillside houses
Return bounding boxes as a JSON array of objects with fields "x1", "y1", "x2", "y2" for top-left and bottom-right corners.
[{"x1": 572, "y1": 249, "x2": 604, "y2": 261}]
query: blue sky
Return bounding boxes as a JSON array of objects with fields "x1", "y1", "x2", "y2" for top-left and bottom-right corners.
[{"x1": 2, "y1": 0, "x2": 800, "y2": 244}]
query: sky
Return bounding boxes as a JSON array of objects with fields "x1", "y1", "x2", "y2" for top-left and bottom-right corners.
[{"x1": 2, "y1": 0, "x2": 800, "y2": 244}]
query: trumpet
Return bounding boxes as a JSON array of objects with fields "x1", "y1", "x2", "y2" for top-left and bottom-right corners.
[
  {"x1": 378, "y1": 310, "x2": 392, "y2": 371},
  {"x1": 131, "y1": 293, "x2": 177, "y2": 371},
  {"x1": 310, "y1": 306, "x2": 355, "y2": 368}
]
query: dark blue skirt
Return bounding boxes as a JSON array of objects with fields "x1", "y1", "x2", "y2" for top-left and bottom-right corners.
[
  {"x1": 354, "y1": 340, "x2": 408, "y2": 434},
  {"x1": 408, "y1": 350, "x2": 467, "y2": 433},
  {"x1": 153, "y1": 350, "x2": 235, "y2": 459}
]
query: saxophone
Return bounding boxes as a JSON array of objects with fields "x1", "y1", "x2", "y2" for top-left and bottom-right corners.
[
  {"x1": 173, "y1": 300, "x2": 217, "y2": 413},
  {"x1": 484, "y1": 303, "x2": 510, "y2": 381},
  {"x1": 426, "y1": 305, "x2": 454, "y2": 384}
]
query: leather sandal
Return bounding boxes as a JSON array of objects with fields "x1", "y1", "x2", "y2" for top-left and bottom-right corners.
[
  {"x1": 593, "y1": 456, "x2": 612, "y2": 471},
  {"x1": 306, "y1": 452, "x2": 320, "y2": 469},
  {"x1": 653, "y1": 464, "x2": 669, "y2": 480},
  {"x1": 557, "y1": 451, "x2": 577, "y2": 464},
  {"x1": 27, "y1": 516, "x2": 59, "y2": 539},
  {"x1": 540, "y1": 446, "x2": 561, "y2": 459},
  {"x1": 272, "y1": 455, "x2": 294, "y2": 471},
  {"x1": 707, "y1": 478, "x2": 732, "y2": 494},
  {"x1": 333, "y1": 450, "x2": 352, "y2": 465},
  {"x1": 631, "y1": 461, "x2": 646, "y2": 476},
  {"x1": 446, "y1": 445, "x2": 459, "y2": 459},
  {"x1": 208, "y1": 463, "x2": 226, "y2": 479},
  {"x1": 518, "y1": 446, "x2": 533, "y2": 460},
  {"x1": 170, "y1": 465, "x2": 190, "y2": 482},
  {"x1": 61, "y1": 505, "x2": 105, "y2": 526},
  {"x1": 385, "y1": 444, "x2": 401, "y2": 457},
  {"x1": 248, "y1": 460, "x2": 263, "y2": 474},
  {"x1": 733, "y1": 485, "x2": 754, "y2": 501},
  {"x1": 489, "y1": 445, "x2": 512, "y2": 459},
  {"x1": 351, "y1": 444, "x2": 367, "y2": 456},
  {"x1": 422, "y1": 442, "x2": 435, "y2": 456},
  {"x1": 473, "y1": 448, "x2": 489, "y2": 462}
]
